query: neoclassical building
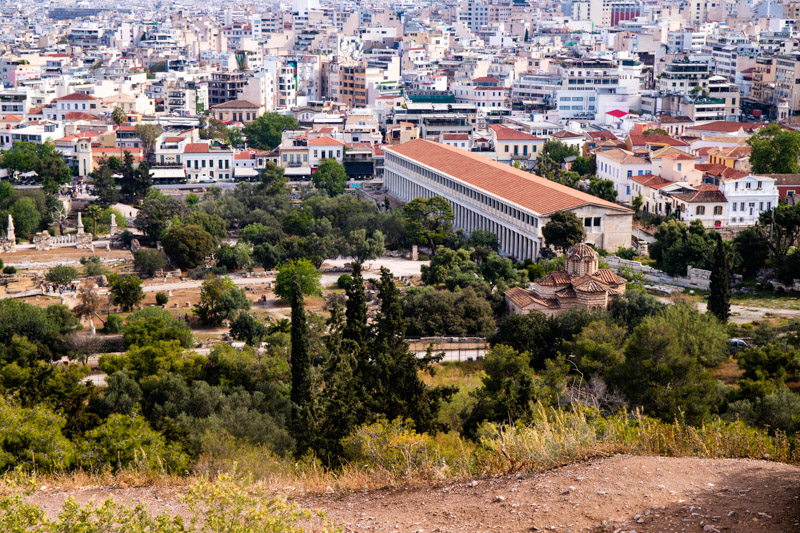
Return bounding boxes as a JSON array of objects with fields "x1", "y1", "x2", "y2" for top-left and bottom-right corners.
[
  {"x1": 384, "y1": 139, "x2": 632, "y2": 261},
  {"x1": 505, "y1": 243, "x2": 627, "y2": 317}
]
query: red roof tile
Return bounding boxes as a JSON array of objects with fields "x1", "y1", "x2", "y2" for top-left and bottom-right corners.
[
  {"x1": 184, "y1": 143, "x2": 210, "y2": 153},
  {"x1": 490, "y1": 124, "x2": 545, "y2": 141}
]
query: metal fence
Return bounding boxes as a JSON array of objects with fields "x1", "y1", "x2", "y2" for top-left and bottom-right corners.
[{"x1": 406, "y1": 337, "x2": 489, "y2": 362}]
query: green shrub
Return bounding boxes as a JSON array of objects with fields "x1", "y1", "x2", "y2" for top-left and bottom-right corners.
[
  {"x1": 336, "y1": 273, "x2": 352, "y2": 289},
  {"x1": 155, "y1": 292, "x2": 169, "y2": 306},
  {"x1": 80, "y1": 414, "x2": 189, "y2": 473},
  {"x1": 0, "y1": 398, "x2": 76, "y2": 472},
  {"x1": 45, "y1": 265, "x2": 80, "y2": 285},
  {"x1": 80, "y1": 256, "x2": 106, "y2": 276},
  {"x1": 2, "y1": 266, "x2": 15, "y2": 275},
  {"x1": 104, "y1": 313, "x2": 123, "y2": 333}
]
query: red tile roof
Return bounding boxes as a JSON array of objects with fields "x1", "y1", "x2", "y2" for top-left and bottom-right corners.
[
  {"x1": 687, "y1": 121, "x2": 765, "y2": 133},
  {"x1": 308, "y1": 136, "x2": 345, "y2": 146},
  {"x1": 387, "y1": 140, "x2": 630, "y2": 216},
  {"x1": 630, "y1": 173, "x2": 674, "y2": 189},
  {"x1": 490, "y1": 124, "x2": 545, "y2": 141},
  {"x1": 442, "y1": 133, "x2": 469, "y2": 140},
  {"x1": 64, "y1": 112, "x2": 98, "y2": 120},
  {"x1": 586, "y1": 131, "x2": 618, "y2": 141},
  {"x1": 184, "y1": 143, "x2": 210, "y2": 153},
  {"x1": 672, "y1": 189, "x2": 727, "y2": 203},
  {"x1": 53, "y1": 93, "x2": 99, "y2": 101},
  {"x1": 628, "y1": 134, "x2": 689, "y2": 147}
]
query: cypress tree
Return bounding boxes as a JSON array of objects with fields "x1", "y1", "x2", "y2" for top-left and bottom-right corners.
[
  {"x1": 372, "y1": 267, "x2": 455, "y2": 433},
  {"x1": 318, "y1": 300, "x2": 361, "y2": 463},
  {"x1": 343, "y1": 261, "x2": 368, "y2": 349},
  {"x1": 289, "y1": 277, "x2": 312, "y2": 453},
  {"x1": 708, "y1": 233, "x2": 730, "y2": 323}
]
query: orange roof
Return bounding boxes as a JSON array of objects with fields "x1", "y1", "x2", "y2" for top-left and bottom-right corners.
[
  {"x1": 64, "y1": 112, "x2": 98, "y2": 120},
  {"x1": 387, "y1": 140, "x2": 631, "y2": 216},
  {"x1": 309, "y1": 136, "x2": 345, "y2": 146},
  {"x1": 53, "y1": 93, "x2": 99, "y2": 101},
  {"x1": 628, "y1": 134, "x2": 689, "y2": 147},
  {"x1": 442, "y1": 133, "x2": 469, "y2": 140},
  {"x1": 688, "y1": 121, "x2": 765, "y2": 133},
  {"x1": 234, "y1": 151, "x2": 255, "y2": 160},
  {"x1": 184, "y1": 143, "x2": 210, "y2": 153},
  {"x1": 490, "y1": 124, "x2": 545, "y2": 141},
  {"x1": 0, "y1": 114, "x2": 23, "y2": 122},
  {"x1": 630, "y1": 173, "x2": 674, "y2": 189},
  {"x1": 163, "y1": 136, "x2": 185, "y2": 142}
]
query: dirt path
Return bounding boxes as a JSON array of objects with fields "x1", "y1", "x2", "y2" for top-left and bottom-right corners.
[
  {"x1": 304, "y1": 456, "x2": 800, "y2": 533},
  {"x1": 21, "y1": 456, "x2": 800, "y2": 532}
]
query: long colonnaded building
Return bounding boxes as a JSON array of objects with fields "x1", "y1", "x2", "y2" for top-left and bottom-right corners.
[{"x1": 384, "y1": 139, "x2": 633, "y2": 260}]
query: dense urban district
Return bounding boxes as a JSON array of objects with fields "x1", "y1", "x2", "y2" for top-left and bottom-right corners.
[{"x1": 0, "y1": 0, "x2": 799, "y2": 530}]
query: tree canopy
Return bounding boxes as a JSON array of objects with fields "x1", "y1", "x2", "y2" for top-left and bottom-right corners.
[{"x1": 242, "y1": 113, "x2": 299, "y2": 150}]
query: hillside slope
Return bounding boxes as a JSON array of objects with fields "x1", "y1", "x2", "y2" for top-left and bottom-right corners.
[
  {"x1": 305, "y1": 455, "x2": 800, "y2": 532},
  {"x1": 22, "y1": 455, "x2": 800, "y2": 532}
]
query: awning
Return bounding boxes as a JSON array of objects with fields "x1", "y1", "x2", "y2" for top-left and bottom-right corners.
[
  {"x1": 151, "y1": 167, "x2": 186, "y2": 179},
  {"x1": 234, "y1": 167, "x2": 259, "y2": 178},
  {"x1": 283, "y1": 166, "x2": 312, "y2": 177}
]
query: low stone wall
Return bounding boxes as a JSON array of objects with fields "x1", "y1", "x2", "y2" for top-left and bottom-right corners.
[{"x1": 605, "y1": 255, "x2": 712, "y2": 290}]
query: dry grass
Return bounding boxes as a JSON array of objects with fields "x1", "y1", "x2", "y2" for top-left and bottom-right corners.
[{"x1": 711, "y1": 357, "x2": 744, "y2": 387}]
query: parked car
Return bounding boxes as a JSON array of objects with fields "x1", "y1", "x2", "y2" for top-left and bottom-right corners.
[{"x1": 730, "y1": 338, "x2": 750, "y2": 353}]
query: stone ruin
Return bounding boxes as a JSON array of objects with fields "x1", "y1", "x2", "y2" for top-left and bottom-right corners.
[
  {"x1": 33, "y1": 212, "x2": 92, "y2": 251},
  {"x1": 0, "y1": 214, "x2": 16, "y2": 253}
]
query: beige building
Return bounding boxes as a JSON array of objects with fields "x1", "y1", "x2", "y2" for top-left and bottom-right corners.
[
  {"x1": 210, "y1": 99, "x2": 265, "y2": 125},
  {"x1": 385, "y1": 139, "x2": 633, "y2": 260},
  {"x1": 504, "y1": 244, "x2": 627, "y2": 317}
]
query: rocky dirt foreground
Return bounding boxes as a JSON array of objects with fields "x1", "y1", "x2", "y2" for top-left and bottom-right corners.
[{"x1": 24, "y1": 455, "x2": 800, "y2": 533}]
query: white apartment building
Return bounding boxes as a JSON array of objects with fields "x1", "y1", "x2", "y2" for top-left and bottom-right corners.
[
  {"x1": 183, "y1": 142, "x2": 234, "y2": 182},
  {"x1": 718, "y1": 174, "x2": 779, "y2": 226},
  {"x1": 596, "y1": 148, "x2": 653, "y2": 203},
  {"x1": 556, "y1": 57, "x2": 643, "y2": 122}
]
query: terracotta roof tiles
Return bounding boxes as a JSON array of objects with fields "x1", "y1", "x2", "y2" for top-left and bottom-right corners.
[{"x1": 387, "y1": 140, "x2": 630, "y2": 216}]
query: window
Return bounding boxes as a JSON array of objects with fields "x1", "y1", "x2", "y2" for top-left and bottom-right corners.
[
  {"x1": 696, "y1": 206, "x2": 705, "y2": 215},
  {"x1": 732, "y1": 202, "x2": 737, "y2": 212},
  {"x1": 677, "y1": 163, "x2": 682, "y2": 171},
  {"x1": 714, "y1": 206, "x2": 722, "y2": 215},
  {"x1": 593, "y1": 217, "x2": 601, "y2": 227}
]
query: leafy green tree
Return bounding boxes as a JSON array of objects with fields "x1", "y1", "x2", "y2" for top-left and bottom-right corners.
[
  {"x1": 199, "y1": 117, "x2": 230, "y2": 142},
  {"x1": 708, "y1": 234, "x2": 730, "y2": 323},
  {"x1": 609, "y1": 288, "x2": 665, "y2": 329},
  {"x1": 343, "y1": 229, "x2": 384, "y2": 263},
  {"x1": 185, "y1": 211, "x2": 227, "y2": 246},
  {"x1": 90, "y1": 158, "x2": 119, "y2": 208},
  {"x1": 610, "y1": 316, "x2": 717, "y2": 424},
  {"x1": 631, "y1": 193, "x2": 643, "y2": 215},
  {"x1": 312, "y1": 159, "x2": 348, "y2": 197},
  {"x1": 539, "y1": 140, "x2": 579, "y2": 164},
  {"x1": 243, "y1": 113, "x2": 300, "y2": 150},
  {"x1": 230, "y1": 311, "x2": 267, "y2": 346},
  {"x1": 732, "y1": 227, "x2": 770, "y2": 278},
  {"x1": 754, "y1": 203, "x2": 800, "y2": 268},
  {"x1": 89, "y1": 371, "x2": 141, "y2": 417},
  {"x1": 194, "y1": 275, "x2": 250, "y2": 326},
  {"x1": 649, "y1": 219, "x2": 715, "y2": 276},
  {"x1": 463, "y1": 345, "x2": 538, "y2": 436},
  {"x1": 402, "y1": 196, "x2": 454, "y2": 252},
  {"x1": 542, "y1": 210, "x2": 584, "y2": 254},
  {"x1": 227, "y1": 128, "x2": 244, "y2": 146},
  {"x1": 1, "y1": 141, "x2": 71, "y2": 192},
  {"x1": 108, "y1": 274, "x2": 144, "y2": 312},
  {"x1": 571, "y1": 155, "x2": 596, "y2": 176},
  {"x1": 403, "y1": 286, "x2": 495, "y2": 337},
  {"x1": 124, "y1": 307, "x2": 193, "y2": 348},
  {"x1": 480, "y1": 252, "x2": 516, "y2": 287},
  {"x1": 568, "y1": 320, "x2": 627, "y2": 376},
  {"x1": 747, "y1": 124, "x2": 800, "y2": 174},
  {"x1": 133, "y1": 248, "x2": 167, "y2": 277},
  {"x1": 215, "y1": 242, "x2": 254, "y2": 271},
  {"x1": 46, "y1": 303, "x2": 80, "y2": 335},
  {"x1": 587, "y1": 177, "x2": 617, "y2": 202},
  {"x1": 491, "y1": 308, "x2": 596, "y2": 369},
  {"x1": 155, "y1": 292, "x2": 168, "y2": 306},
  {"x1": 662, "y1": 301, "x2": 729, "y2": 367},
  {"x1": 80, "y1": 256, "x2": 106, "y2": 276},
  {"x1": 725, "y1": 387, "x2": 800, "y2": 433},
  {"x1": 45, "y1": 265, "x2": 79, "y2": 286},
  {"x1": 469, "y1": 229, "x2": 499, "y2": 251},
  {"x1": 9, "y1": 197, "x2": 40, "y2": 240},
  {"x1": 643, "y1": 127, "x2": 669, "y2": 136},
  {"x1": 133, "y1": 124, "x2": 163, "y2": 161},
  {"x1": 274, "y1": 259, "x2": 321, "y2": 301},
  {"x1": 161, "y1": 224, "x2": 215, "y2": 270},
  {"x1": 134, "y1": 191, "x2": 187, "y2": 241}
]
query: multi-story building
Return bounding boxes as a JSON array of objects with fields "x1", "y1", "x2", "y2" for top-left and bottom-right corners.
[
  {"x1": 208, "y1": 72, "x2": 249, "y2": 107},
  {"x1": 183, "y1": 142, "x2": 235, "y2": 182},
  {"x1": 556, "y1": 57, "x2": 642, "y2": 122},
  {"x1": 658, "y1": 59, "x2": 710, "y2": 94},
  {"x1": 384, "y1": 139, "x2": 633, "y2": 259},
  {"x1": 775, "y1": 55, "x2": 800, "y2": 112}
]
